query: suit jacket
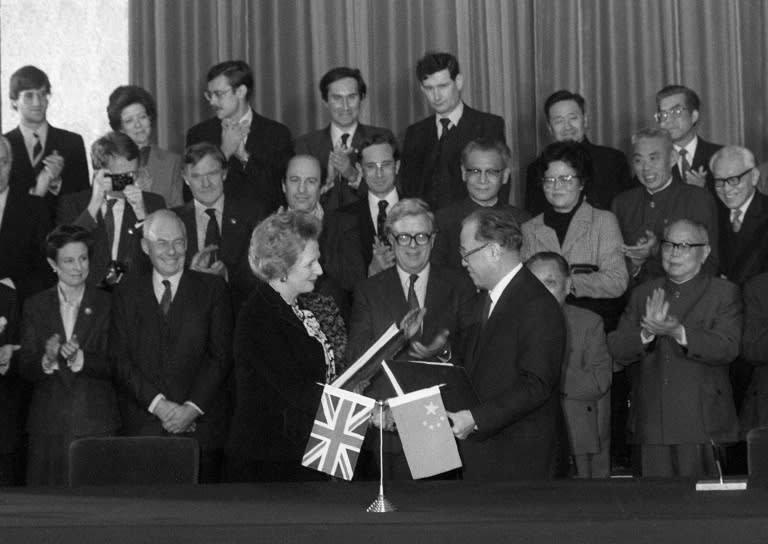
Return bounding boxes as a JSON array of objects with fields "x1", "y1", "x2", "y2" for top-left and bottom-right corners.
[
  {"x1": 459, "y1": 266, "x2": 566, "y2": 480},
  {"x1": 672, "y1": 136, "x2": 722, "y2": 189},
  {"x1": 521, "y1": 202, "x2": 628, "y2": 299},
  {"x1": 227, "y1": 280, "x2": 326, "y2": 465},
  {"x1": 293, "y1": 123, "x2": 395, "y2": 212},
  {"x1": 740, "y1": 273, "x2": 768, "y2": 434},
  {"x1": 110, "y1": 270, "x2": 233, "y2": 449},
  {"x1": 0, "y1": 284, "x2": 27, "y2": 455},
  {"x1": 717, "y1": 191, "x2": 768, "y2": 285},
  {"x1": 4, "y1": 124, "x2": 90, "y2": 215},
  {"x1": 19, "y1": 286, "x2": 120, "y2": 437},
  {"x1": 172, "y1": 195, "x2": 266, "y2": 308},
  {"x1": 0, "y1": 188, "x2": 54, "y2": 301},
  {"x1": 56, "y1": 190, "x2": 166, "y2": 288},
  {"x1": 611, "y1": 178, "x2": 720, "y2": 283},
  {"x1": 525, "y1": 138, "x2": 634, "y2": 216},
  {"x1": 400, "y1": 104, "x2": 506, "y2": 210},
  {"x1": 186, "y1": 109, "x2": 293, "y2": 212},
  {"x1": 432, "y1": 198, "x2": 530, "y2": 274},
  {"x1": 346, "y1": 264, "x2": 475, "y2": 363},
  {"x1": 561, "y1": 305, "x2": 612, "y2": 455},
  {"x1": 608, "y1": 274, "x2": 740, "y2": 445},
  {"x1": 146, "y1": 145, "x2": 184, "y2": 208}
]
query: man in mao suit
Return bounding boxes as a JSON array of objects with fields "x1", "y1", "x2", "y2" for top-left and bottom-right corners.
[
  {"x1": 400, "y1": 52, "x2": 506, "y2": 210},
  {"x1": 4, "y1": 66, "x2": 89, "y2": 216},
  {"x1": 172, "y1": 143, "x2": 266, "y2": 311},
  {"x1": 0, "y1": 136, "x2": 54, "y2": 301},
  {"x1": 186, "y1": 60, "x2": 293, "y2": 212},
  {"x1": 0, "y1": 284, "x2": 25, "y2": 485},
  {"x1": 448, "y1": 208, "x2": 566, "y2": 480},
  {"x1": 56, "y1": 132, "x2": 165, "y2": 290},
  {"x1": 294, "y1": 66, "x2": 395, "y2": 213},
  {"x1": 607, "y1": 219, "x2": 740, "y2": 477},
  {"x1": 110, "y1": 210, "x2": 233, "y2": 483}
]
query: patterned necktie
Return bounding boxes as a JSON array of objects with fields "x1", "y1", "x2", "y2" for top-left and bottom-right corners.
[
  {"x1": 678, "y1": 148, "x2": 691, "y2": 177},
  {"x1": 407, "y1": 274, "x2": 419, "y2": 310},
  {"x1": 377, "y1": 200, "x2": 389, "y2": 244},
  {"x1": 160, "y1": 279, "x2": 172, "y2": 316},
  {"x1": 104, "y1": 199, "x2": 118, "y2": 256},
  {"x1": 340, "y1": 133, "x2": 350, "y2": 150},
  {"x1": 731, "y1": 209, "x2": 743, "y2": 233},
  {"x1": 32, "y1": 132, "x2": 44, "y2": 173}
]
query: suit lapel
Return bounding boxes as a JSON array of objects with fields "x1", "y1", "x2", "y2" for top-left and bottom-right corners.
[
  {"x1": 176, "y1": 203, "x2": 198, "y2": 261},
  {"x1": 357, "y1": 198, "x2": 375, "y2": 265},
  {"x1": 117, "y1": 202, "x2": 139, "y2": 264},
  {"x1": 382, "y1": 267, "x2": 409, "y2": 324},
  {"x1": 561, "y1": 204, "x2": 590, "y2": 256}
]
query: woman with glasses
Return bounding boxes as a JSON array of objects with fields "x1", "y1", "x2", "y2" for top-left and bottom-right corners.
[
  {"x1": 107, "y1": 85, "x2": 184, "y2": 207},
  {"x1": 521, "y1": 141, "x2": 628, "y2": 330}
]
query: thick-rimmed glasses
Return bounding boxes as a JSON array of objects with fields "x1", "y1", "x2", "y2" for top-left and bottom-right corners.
[
  {"x1": 390, "y1": 232, "x2": 434, "y2": 247},
  {"x1": 17, "y1": 89, "x2": 49, "y2": 104},
  {"x1": 713, "y1": 167, "x2": 754, "y2": 189},
  {"x1": 654, "y1": 105, "x2": 689, "y2": 123},
  {"x1": 188, "y1": 169, "x2": 225, "y2": 183},
  {"x1": 542, "y1": 175, "x2": 579, "y2": 189},
  {"x1": 660, "y1": 240, "x2": 707, "y2": 255},
  {"x1": 459, "y1": 242, "x2": 490, "y2": 262}
]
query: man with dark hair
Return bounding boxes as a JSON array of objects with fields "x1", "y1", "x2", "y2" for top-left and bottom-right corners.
[
  {"x1": 57, "y1": 132, "x2": 165, "y2": 290},
  {"x1": 294, "y1": 67, "x2": 395, "y2": 212},
  {"x1": 4, "y1": 65, "x2": 89, "y2": 215},
  {"x1": 172, "y1": 142, "x2": 265, "y2": 310},
  {"x1": 432, "y1": 138, "x2": 529, "y2": 275},
  {"x1": 186, "y1": 60, "x2": 293, "y2": 211},
  {"x1": 448, "y1": 207, "x2": 566, "y2": 480},
  {"x1": 655, "y1": 84, "x2": 722, "y2": 189},
  {"x1": 400, "y1": 52, "x2": 506, "y2": 210},
  {"x1": 525, "y1": 89, "x2": 633, "y2": 215},
  {"x1": 322, "y1": 134, "x2": 400, "y2": 300}
]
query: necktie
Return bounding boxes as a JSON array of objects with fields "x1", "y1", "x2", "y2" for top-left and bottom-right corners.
[
  {"x1": 407, "y1": 274, "x2": 419, "y2": 311},
  {"x1": 340, "y1": 133, "x2": 350, "y2": 150},
  {"x1": 678, "y1": 148, "x2": 691, "y2": 178},
  {"x1": 204, "y1": 208, "x2": 221, "y2": 246},
  {"x1": 731, "y1": 209, "x2": 743, "y2": 233},
  {"x1": 104, "y1": 199, "x2": 118, "y2": 257},
  {"x1": 438, "y1": 118, "x2": 451, "y2": 141},
  {"x1": 377, "y1": 200, "x2": 389, "y2": 244},
  {"x1": 160, "y1": 279, "x2": 172, "y2": 316},
  {"x1": 32, "y1": 132, "x2": 44, "y2": 174}
]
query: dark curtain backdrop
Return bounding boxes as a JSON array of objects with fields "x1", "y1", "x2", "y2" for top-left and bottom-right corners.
[{"x1": 129, "y1": 0, "x2": 768, "y2": 206}]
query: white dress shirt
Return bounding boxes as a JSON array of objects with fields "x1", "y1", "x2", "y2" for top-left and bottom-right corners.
[
  {"x1": 100, "y1": 197, "x2": 126, "y2": 260},
  {"x1": 487, "y1": 262, "x2": 523, "y2": 317},
  {"x1": 434, "y1": 101, "x2": 464, "y2": 138},
  {"x1": 193, "y1": 196, "x2": 225, "y2": 253},
  {"x1": 396, "y1": 264, "x2": 430, "y2": 308},
  {"x1": 367, "y1": 189, "x2": 399, "y2": 235}
]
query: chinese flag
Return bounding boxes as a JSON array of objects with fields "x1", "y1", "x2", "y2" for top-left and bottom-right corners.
[{"x1": 388, "y1": 386, "x2": 462, "y2": 479}]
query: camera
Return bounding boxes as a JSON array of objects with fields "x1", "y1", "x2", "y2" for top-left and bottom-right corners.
[
  {"x1": 105, "y1": 172, "x2": 135, "y2": 191},
  {"x1": 98, "y1": 260, "x2": 127, "y2": 291}
]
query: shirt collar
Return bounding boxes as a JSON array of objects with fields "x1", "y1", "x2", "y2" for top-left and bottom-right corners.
[
  {"x1": 436, "y1": 101, "x2": 464, "y2": 131},
  {"x1": 736, "y1": 190, "x2": 756, "y2": 218},
  {"x1": 368, "y1": 188, "x2": 399, "y2": 209},
  {"x1": 646, "y1": 176, "x2": 674, "y2": 195},
  {"x1": 57, "y1": 283, "x2": 85, "y2": 307},
  {"x1": 152, "y1": 268, "x2": 184, "y2": 298},
  {"x1": 193, "y1": 194, "x2": 225, "y2": 215},
  {"x1": 238, "y1": 108, "x2": 253, "y2": 127},
  {"x1": 330, "y1": 123, "x2": 358, "y2": 147},
  {"x1": 19, "y1": 121, "x2": 49, "y2": 141},
  {"x1": 488, "y1": 262, "x2": 523, "y2": 307},
  {"x1": 396, "y1": 263, "x2": 430, "y2": 285},
  {"x1": 674, "y1": 135, "x2": 698, "y2": 161}
]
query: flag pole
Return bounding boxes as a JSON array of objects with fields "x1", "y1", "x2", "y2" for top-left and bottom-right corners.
[{"x1": 366, "y1": 400, "x2": 397, "y2": 512}]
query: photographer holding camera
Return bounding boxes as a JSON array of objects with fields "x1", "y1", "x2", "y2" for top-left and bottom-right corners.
[{"x1": 56, "y1": 131, "x2": 165, "y2": 291}]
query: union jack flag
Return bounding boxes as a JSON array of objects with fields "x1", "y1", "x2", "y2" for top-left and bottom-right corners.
[{"x1": 302, "y1": 385, "x2": 375, "y2": 480}]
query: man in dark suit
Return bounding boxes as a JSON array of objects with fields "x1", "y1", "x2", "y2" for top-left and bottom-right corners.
[
  {"x1": 186, "y1": 60, "x2": 293, "y2": 212},
  {"x1": 0, "y1": 284, "x2": 24, "y2": 485},
  {"x1": 400, "y1": 52, "x2": 506, "y2": 210},
  {"x1": 655, "y1": 85, "x2": 722, "y2": 190},
  {"x1": 4, "y1": 66, "x2": 89, "y2": 215},
  {"x1": 294, "y1": 67, "x2": 395, "y2": 212},
  {"x1": 57, "y1": 132, "x2": 165, "y2": 291},
  {"x1": 173, "y1": 143, "x2": 265, "y2": 310},
  {"x1": 0, "y1": 136, "x2": 54, "y2": 301},
  {"x1": 432, "y1": 138, "x2": 529, "y2": 275},
  {"x1": 448, "y1": 207, "x2": 566, "y2": 480},
  {"x1": 608, "y1": 219, "x2": 740, "y2": 477},
  {"x1": 322, "y1": 134, "x2": 400, "y2": 299},
  {"x1": 111, "y1": 210, "x2": 233, "y2": 483},
  {"x1": 525, "y1": 90, "x2": 633, "y2": 215}
]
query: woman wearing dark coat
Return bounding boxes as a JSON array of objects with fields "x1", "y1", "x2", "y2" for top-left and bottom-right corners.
[{"x1": 19, "y1": 225, "x2": 120, "y2": 485}]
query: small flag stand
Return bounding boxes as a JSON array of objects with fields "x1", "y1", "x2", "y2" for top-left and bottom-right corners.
[{"x1": 367, "y1": 401, "x2": 397, "y2": 512}]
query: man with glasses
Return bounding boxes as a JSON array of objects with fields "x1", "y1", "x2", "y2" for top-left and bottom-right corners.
[
  {"x1": 294, "y1": 67, "x2": 395, "y2": 212},
  {"x1": 525, "y1": 90, "x2": 633, "y2": 215},
  {"x1": 611, "y1": 128, "x2": 719, "y2": 284},
  {"x1": 432, "y1": 138, "x2": 529, "y2": 275},
  {"x1": 57, "y1": 132, "x2": 165, "y2": 290},
  {"x1": 4, "y1": 65, "x2": 89, "y2": 214},
  {"x1": 400, "y1": 52, "x2": 506, "y2": 210},
  {"x1": 186, "y1": 60, "x2": 293, "y2": 212},
  {"x1": 322, "y1": 134, "x2": 401, "y2": 299},
  {"x1": 347, "y1": 198, "x2": 474, "y2": 479},
  {"x1": 111, "y1": 209, "x2": 233, "y2": 483},
  {"x1": 608, "y1": 219, "x2": 740, "y2": 477},
  {"x1": 172, "y1": 143, "x2": 266, "y2": 310},
  {"x1": 655, "y1": 85, "x2": 722, "y2": 189},
  {"x1": 448, "y1": 207, "x2": 566, "y2": 480}
]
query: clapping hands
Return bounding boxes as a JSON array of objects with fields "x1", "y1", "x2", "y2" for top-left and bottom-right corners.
[{"x1": 641, "y1": 287, "x2": 684, "y2": 343}]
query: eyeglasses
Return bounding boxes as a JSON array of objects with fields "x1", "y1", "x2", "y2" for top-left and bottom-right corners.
[
  {"x1": 147, "y1": 238, "x2": 187, "y2": 252},
  {"x1": 465, "y1": 168, "x2": 504, "y2": 182},
  {"x1": 714, "y1": 167, "x2": 754, "y2": 189},
  {"x1": 654, "y1": 105, "x2": 689, "y2": 123},
  {"x1": 459, "y1": 242, "x2": 490, "y2": 262},
  {"x1": 188, "y1": 169, "x2": 225, "y2": 183},
  {"x1": 660, "y1": 240, "x2": 707, "y2": 254},
  {"x1": 390, "y1": 232, "x2": 434, "y2": 247},
  {"x1": 17, "y1": 90, "x2": 49, "y2": 104},
  {"x1": 203, "y1": 88, "x2": 233, "y2": 102},
  {"x1": 363, "y1": 161, "x2": 396, "y2": 174},
  {"x1": 542, "y1": 175, "x2": 579, "y2": 189}
]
